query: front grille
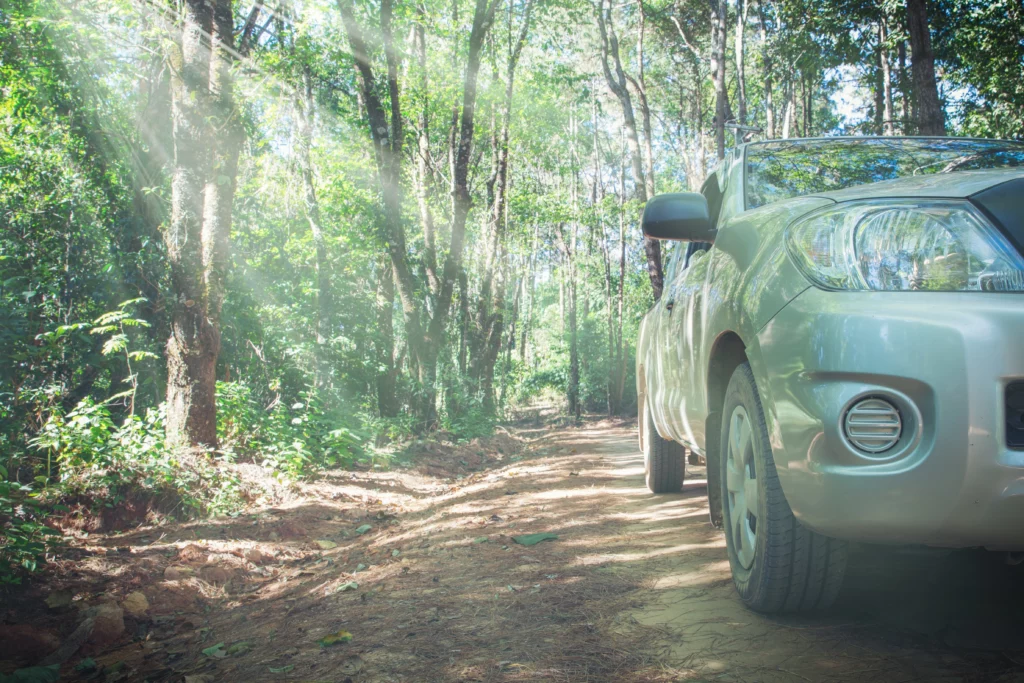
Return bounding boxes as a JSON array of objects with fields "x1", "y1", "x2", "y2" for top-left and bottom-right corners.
[{"x1": 1006, "y1": 382, "x2": 1024, "y2": 449}]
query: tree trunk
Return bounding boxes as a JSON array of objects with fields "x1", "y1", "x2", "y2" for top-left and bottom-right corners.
[
  {"x1": 164, "y1": 0, "x2": 217, "y2": 448},
  {"x1": 594, "y1": 0, "x2": 663, "y2": 301},
  {"x1": 519, "y1": 225, "x2": 538, "y2": 363},
  {"x1": 458, "y1": 269, "x2": 469, "y2": 375},
  {"x1": 898, "y1": 40, "x2": 910, "y2": 133},
  {"x1": 600, "y1": 219, "x2": 615, "y2": 416},
  {"x1": 632, "y1": 0, "x2": 656, "y2": 199},
  {"x1": 340, "y1": 0, "x2": 425, "y2": 396},
  {"x1": 420, "y1": 0, "x2": 501, "y2": 427},
  {"x1": 375, "y1": 259, "x2": 397, "y2": 417},
  {"x1": 297, "y1": 65, "x2": 331, "y2": 378},
  {"x1": 736, "y1": 0, "x2": 748, "y2": 126},
  {"x1": 413, "y1": 19, "x2": 440, "y2": 297},
  {"x1": 474, "y1": 0, "x2": 534, "y2": 408},
  {"x1": 341, "y1": 0, "x2": 498, "y2": 429},
  {"x1": 906, "y1": 0, "x2": 945, "y2": 135},
  {"x1": 874, "y1": 42, "x2": 885, "y2": 134},
  {"x1": 781, "y1": 79, "x2": 793, "y2": 139},
  {"x1": 880, "y1": 20, "x2": 895, "y2": 135},
  {"x1": 557, "y1": 223, "x2": 580, "y2": 422},
  {"x1": 615, "y1": 146, "x2": 627, "y2": 412},
  {"x1": 710, "y1": 0, "x2": 729, "y2": 159},
  {"x1": 757, "y1": 1, "x2": 774, "y2": 138}
]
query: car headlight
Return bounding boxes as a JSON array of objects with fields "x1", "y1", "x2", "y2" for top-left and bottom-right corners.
[{"x1": 785, "y1": 200, "x2": 1024, "y2": 291}]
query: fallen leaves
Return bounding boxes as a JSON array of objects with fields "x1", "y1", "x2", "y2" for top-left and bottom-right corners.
[
  {"x1": 317, "y1": 630, "x2": 353, "y2": 647},
  {"x1": 512, "y1": 532, "x2": 558, "y2": 546},
  {"x1": 328, "y1": 581, "x2": 358, "y2": 594},
  {"x1": 201, "y1": 643, "x2": 227, "y2": 659},
  {"x1": 203, "y1": 641, "x2": 251, "y2": 658},
  {"x1": 267, "y1": 664, "x2": 294, "y2": 674}
]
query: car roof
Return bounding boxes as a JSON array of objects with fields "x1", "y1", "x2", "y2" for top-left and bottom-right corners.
[{"x1": 738, "y1": 135, "x2": 1024, "y2": 152}]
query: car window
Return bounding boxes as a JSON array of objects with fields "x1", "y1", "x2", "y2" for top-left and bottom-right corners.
[{"x1": 745, "y1": 137, "x2": 1024, "y2": 209}]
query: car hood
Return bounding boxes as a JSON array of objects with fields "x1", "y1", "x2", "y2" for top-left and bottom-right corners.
[{"x1": 808, "y1": 168, "x2": 1024, "y2": 203}]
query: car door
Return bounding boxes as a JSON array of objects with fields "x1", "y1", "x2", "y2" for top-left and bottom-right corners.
[
  {"x1": 649, "y1": 242, "x2": 683, "y2": 431},
  {"x1": 664, "y1": 171, "x2": 726, "y2": 448}
]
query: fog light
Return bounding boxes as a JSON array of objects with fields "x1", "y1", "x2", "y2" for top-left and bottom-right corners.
[{"x1": 844, "y1": 397, "x2": 902, "y2": 454}]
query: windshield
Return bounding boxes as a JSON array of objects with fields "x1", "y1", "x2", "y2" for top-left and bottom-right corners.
[{"x1": 745, "y1": 138, "x2": 1024, "y2": 209}]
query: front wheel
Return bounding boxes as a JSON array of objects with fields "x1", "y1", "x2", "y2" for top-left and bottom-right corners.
[
  {"x1": 643, "y1": 400, "x2": 684, "y2": 493},
  {"x1": 721, "y1": 362, "x2": 847, "y2": 613}
]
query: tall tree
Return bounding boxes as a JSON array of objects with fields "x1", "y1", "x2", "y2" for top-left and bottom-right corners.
[
  {"x1": 473, "y1": 0, "x2": 535, "y2": 412},
  {"x1": 735, "y1": 0, "x2": 748, "y2": 126},
  {"x1": 594, "y1": 0, "x2": 664, "y2": 301},
  {"x1": 879, "y1": 20, "x2": 894, "y2": 135},
  {"x1": 341, "y1": 0, "x2": 500, "y2": 427},
  {"x1": 906, "y1": 0, "x2": 944, "y2": 135},
  {"x1": 709, "y1": 0, "x2": 730, "y2": 158},
  {"x1": 163, "y1": 0, "x2": 240, "y2": 448}
]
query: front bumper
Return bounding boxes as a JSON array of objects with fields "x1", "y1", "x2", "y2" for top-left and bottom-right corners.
[{"x1": 757, "y1": 288, "x2": 1024, "y2": 550}]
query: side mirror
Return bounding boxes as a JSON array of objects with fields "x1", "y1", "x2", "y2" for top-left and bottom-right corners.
[{"x1": 641, "y1": 192, "x2": 716, "y2": 242}]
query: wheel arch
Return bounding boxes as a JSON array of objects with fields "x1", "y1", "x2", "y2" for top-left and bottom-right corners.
[{"x1": 704, "y1": 331, "x2": 749, "y2": 528}]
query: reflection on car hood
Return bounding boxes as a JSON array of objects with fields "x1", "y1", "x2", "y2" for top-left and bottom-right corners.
[{"x1": 809, "y1": 169, "x2": 1024, "y2": 202}]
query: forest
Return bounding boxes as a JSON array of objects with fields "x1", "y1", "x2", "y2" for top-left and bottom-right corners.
[{"x1": 0, "y1": 0, "x2": 1021, "y2": 586}]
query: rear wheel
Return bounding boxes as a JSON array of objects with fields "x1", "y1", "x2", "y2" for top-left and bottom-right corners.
[
  {"x1": 643, "y1": 401, "x2": 685, "y2": 493},
  {"x1": 721, "y1": 362, "x2": 847, "y2": 613}
]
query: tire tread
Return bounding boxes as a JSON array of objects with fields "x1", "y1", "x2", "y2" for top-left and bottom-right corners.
[
  {"x1": 644, "y1": 404, "x2": 685, "y2": 493},
  {"x1": 722, "y1": 363, "x2": 847, "y2": 613}
]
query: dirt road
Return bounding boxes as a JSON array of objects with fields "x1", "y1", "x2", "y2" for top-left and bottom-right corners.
[{"x1": 8, "y1": 419, "x2": 1024, "y2": 682}]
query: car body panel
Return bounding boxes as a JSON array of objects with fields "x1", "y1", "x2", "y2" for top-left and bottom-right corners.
[
  {"x1": 639, "y1": 192, "x2": 833, "y2": 452},
  {"x1": 758, "y1": 288, "x2": 1024, "y2": 550},
  {"x1": 637, "y1": 137, "x2": 1024, "y2": 549}
]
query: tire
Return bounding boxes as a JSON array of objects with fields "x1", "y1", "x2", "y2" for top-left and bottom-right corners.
[
  {"x1": 643, "y1": 400, "x2": 685, "y2": 493},
  {"x1": 720, "y1": 362, "x2": 847, "y2": 613}
]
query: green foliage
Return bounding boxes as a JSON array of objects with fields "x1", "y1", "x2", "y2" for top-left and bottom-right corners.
[
  {"x1": 440, "y1": 394, "x2": 496, "y2": 441},
  {"x1": 0, "y1": 465, "x2": 62, "y2": 585},
  {"x1": 30, "y1": 399, "x2": 244, "y2": 516},
  {"x1": 217, "y1": 382, "x2": 367, "y2": 478}
]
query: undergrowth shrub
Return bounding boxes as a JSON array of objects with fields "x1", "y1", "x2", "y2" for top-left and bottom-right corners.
[
  {"x1": 441, "y1": 396, "x2": 496, "y2": 440},
  {"x1": 30, "y1": 400, "x2": 246, "y2": 517},
  {"x1": 216, "y1": 381, "x2": 366, "y2": 478},
  {"x1": 0, "y1": 468, "x2": 61, "y2": 585}
]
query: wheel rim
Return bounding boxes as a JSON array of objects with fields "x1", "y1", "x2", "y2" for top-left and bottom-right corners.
[{"x1": 726, "y1": 405, "x2": 758, "y2": 570}]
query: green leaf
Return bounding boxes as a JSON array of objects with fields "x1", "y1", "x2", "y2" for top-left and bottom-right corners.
[
  {"x1": 202, "y1": 642, "x2": 227, "y2": 658},
  {"x1": 74, "y1": 658, "x2": 97, "y2": 673},
  {"x1": 101, "y1": 334, "x2": 128, "y2": 355},
  {"x1": 511, "y1": 533, "x2": 559, "y2": 546},
  {"x1": 317, "y1": 630, "x2": 353, "y2": 647},
  {"x1": 268, "y1": 665, "x2": 294, "y2": 674}
]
